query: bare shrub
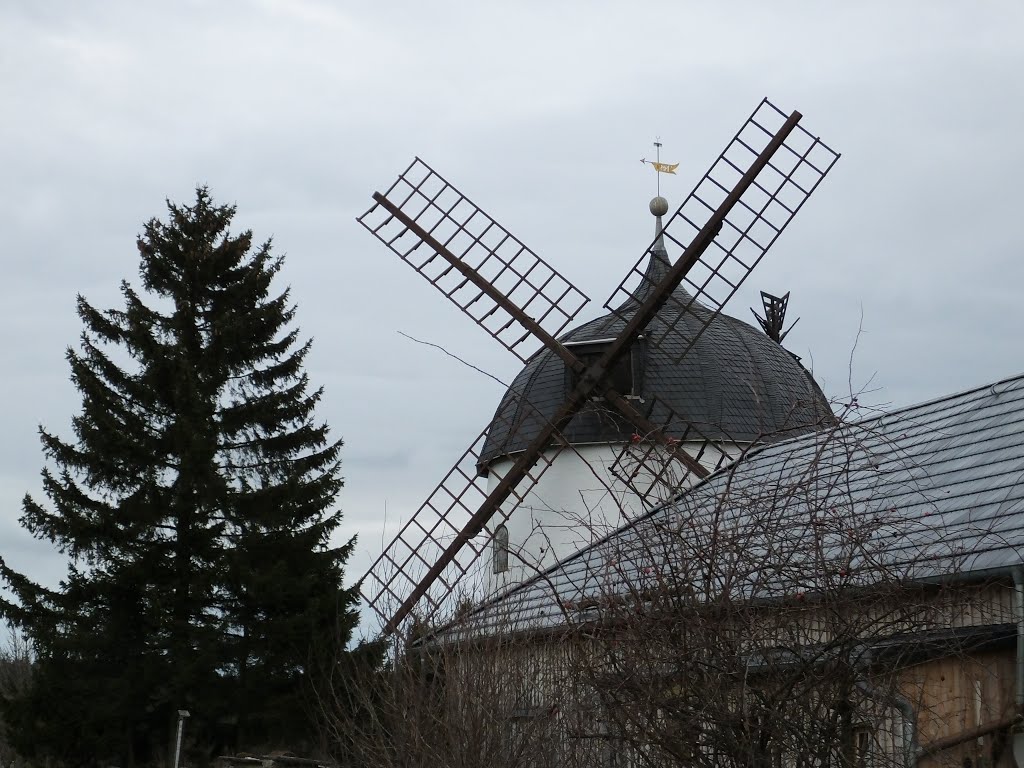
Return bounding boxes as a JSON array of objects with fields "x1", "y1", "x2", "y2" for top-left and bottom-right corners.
[{"x1": 329, "y1": 393, "x2": 1018, "y2": 768}]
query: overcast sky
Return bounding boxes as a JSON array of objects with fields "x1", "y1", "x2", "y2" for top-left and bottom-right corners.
[{"x1": 2, "y1": 1, "x2": 1022, "y2": 627}]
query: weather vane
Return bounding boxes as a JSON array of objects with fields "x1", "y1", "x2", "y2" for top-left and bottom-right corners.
[{"x1": 641, "y1": 137, "x2": 678, "y2": 197}]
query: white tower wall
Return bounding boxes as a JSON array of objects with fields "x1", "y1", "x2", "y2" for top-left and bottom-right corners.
[{"x1": 482, "y1": 440, "x2": 737, "y2": 596}]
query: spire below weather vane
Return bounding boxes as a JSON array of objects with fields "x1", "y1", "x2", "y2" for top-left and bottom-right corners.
[{"x1": 641, "y1": 138, "x2": 679, "y2": 197}]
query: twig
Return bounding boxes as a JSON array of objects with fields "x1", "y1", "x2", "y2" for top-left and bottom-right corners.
[{"x1": 397, "y1": 331, "x2": 508, "y2": 388}]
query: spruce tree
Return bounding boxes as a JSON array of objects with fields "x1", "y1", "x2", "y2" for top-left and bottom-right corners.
[{"x1": 0, "y1": 189, "x2": 364, "y2": 764}]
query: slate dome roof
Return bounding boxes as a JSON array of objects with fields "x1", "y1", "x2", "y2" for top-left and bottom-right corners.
[{"x1": 478, "y1": 242, "x2": 834, "y2": 472}]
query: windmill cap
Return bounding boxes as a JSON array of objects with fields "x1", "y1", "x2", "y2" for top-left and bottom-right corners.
[{"x1": 477, "y1": 276, "x2": 834, "y2": 472}]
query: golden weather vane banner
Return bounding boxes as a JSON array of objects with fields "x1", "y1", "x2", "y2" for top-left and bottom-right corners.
[{"x1": 642, "y1": 159, "x2": 679, "y2": 174}]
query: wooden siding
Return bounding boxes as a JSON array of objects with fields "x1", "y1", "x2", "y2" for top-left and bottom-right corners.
[
  {"x1": 439, "y1": 579, "x2": 1021, "y2": 767},
  {"x1": 907, "y1": 651, "x2": 1017, "y2": 768}
]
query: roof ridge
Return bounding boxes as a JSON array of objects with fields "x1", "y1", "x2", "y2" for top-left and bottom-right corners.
[{"x1": 850, "y1": 372, "x2": 1024, "y2": 430}]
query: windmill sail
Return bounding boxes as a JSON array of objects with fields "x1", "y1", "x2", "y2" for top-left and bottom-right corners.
[
  {"x1": 606, "y1": 99, "x2": 840, "y2": 363},
  {"x1": 357, "y1": 158, "x2": 590, "y2": 363},
  {"x1": 608, "y1": 394, "x2": 736, "y2": 508},
  {"x1": 359, "y1": 395, "x2": 566, "y2": 632}
]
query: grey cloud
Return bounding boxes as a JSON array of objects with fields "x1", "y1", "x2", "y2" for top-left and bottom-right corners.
[{"x1": 2, "y1": 0, "x2": 1022, "y2": 612}]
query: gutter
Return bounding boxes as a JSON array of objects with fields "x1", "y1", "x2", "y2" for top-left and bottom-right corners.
[
  {"x1": 1014, "y1": 568, "x2": 1024, "y2": 712},
  {"x1": 855, "y1": 678, "x2": 918, "y2": 768},
  {"x1": 1014, "y1": 568, "x2": 1024, "y2": 767}
]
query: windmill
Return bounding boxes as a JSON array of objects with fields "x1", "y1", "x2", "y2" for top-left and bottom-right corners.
[{"x1": 356, "y1": 98, "x2": 839, "y2": 636}]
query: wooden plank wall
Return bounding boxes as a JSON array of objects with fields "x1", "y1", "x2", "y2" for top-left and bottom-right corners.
[
  {"x1": 906, "y1": 649, "x2": 1017, "y2": 768},
  {"x1": 441, "y1": 580, "x2": 1021, "y2": 767}
]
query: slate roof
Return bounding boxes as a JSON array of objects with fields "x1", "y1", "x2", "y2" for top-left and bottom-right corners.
[
  {"x1": 478, "y1": 246, "x2": 834, "y2": 470},
  {"x1": 448, "y1": 373, "x2": 1024, "y2": 639}
]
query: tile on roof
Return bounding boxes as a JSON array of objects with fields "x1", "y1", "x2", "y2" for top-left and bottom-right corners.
[{"x1": 442, "y1": 374, "x2": 1024, "y2": 640}]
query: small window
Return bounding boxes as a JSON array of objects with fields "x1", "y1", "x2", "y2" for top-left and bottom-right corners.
[
  {"x1": 853, "y1": 727, "x2": 873, "y2": 768},
  {"x1": 493, "y1": 524, "x2": 509, "y2": 574},
  {"x1": 565, "y1": 338, "x2": 637, "y2": 398}
]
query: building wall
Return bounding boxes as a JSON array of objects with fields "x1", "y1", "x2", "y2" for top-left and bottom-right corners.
[
  {"x1": 438, "y1": 581, "x2": 1021, "y2": 768},
  {"x1": 908, "y1": 650, "x2": 1018, "y2": 768}
]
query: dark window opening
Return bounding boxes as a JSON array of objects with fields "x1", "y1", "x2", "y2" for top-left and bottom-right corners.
[
  {"x1": 565, "y1": 339, "x2": 639, "y2": 398},
  {"x1": 493, "y1": 524, "x2": 509, "y2": 574}
]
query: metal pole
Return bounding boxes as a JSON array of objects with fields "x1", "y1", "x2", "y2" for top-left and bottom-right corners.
[{"x1": 173, "y1": 709, "x2": 190, "y2": 768}]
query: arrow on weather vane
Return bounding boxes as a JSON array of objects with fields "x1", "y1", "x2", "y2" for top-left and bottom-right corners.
[{"x1": 642, "y1": 139, "x2": 678, "y2": 196}]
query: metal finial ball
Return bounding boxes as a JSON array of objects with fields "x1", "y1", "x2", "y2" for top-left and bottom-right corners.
[{"x1": 649, "y1": 196, "x2": 669, "y2": 217}]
